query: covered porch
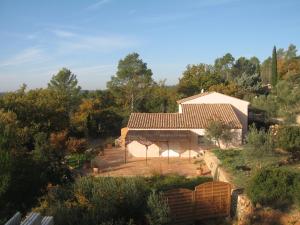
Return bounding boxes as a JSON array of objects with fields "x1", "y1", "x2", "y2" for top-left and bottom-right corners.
[{"x1": 125, "y1": 130, "x2": 204, "y2": 163}]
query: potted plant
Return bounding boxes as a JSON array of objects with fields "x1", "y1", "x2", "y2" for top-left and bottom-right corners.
[
  {"x1": 91, "y1": 159, "x2": 99, "y2": 174},
  {"x1": 196, "y1": 160, "x2": 206, "y2": 175},
  {"x1": 93, "y1": 167, "x2": 99, "y2": 174},
  {"x1": 106, "y1": 137, "x2": 114, "y2": 149},
  {"x1": 196, "y1": 167, "x2": 203, "y2": 175}
]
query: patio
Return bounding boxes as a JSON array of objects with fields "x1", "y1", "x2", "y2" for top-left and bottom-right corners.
[{"x1": 90, "y1": 147, "x2": 211, "y2": 177}]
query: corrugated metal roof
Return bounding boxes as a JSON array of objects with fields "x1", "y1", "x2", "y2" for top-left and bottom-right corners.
[{"x1": 127, "y1": 104, "x2": 242, "y2": 129}]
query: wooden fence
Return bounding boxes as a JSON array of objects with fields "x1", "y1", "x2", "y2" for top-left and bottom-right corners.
[{"x1": 165, "y1": 181, "x2": 231, "y2": 224}]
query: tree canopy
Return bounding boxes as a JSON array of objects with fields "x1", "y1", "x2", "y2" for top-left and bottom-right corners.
[
  {"x1": 272, "y1": 46, "x2": 278, "y2": 86},
  {"x1": 1, "y1": 44, "x2": 300, "y2": 223},
  {"x1": 178, "y1": 64, "x2": 223, "y2": 97},
  {"x1": 48, "y1": 68, "x2": 81, "y2": 113},
  {"x1": 107, "y1": 53, "x2": 154, "y2": 114}
]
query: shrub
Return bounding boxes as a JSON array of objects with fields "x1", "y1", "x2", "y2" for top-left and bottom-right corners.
[
  {"x1": 247, "y1": 168, "x2": 299, "y2": 208},
  {"x1": 251, "y1": 94, "x2": 278, "y2": 118},
  {"x1": 293, "y1": 177, "x2": 300, "y2": 208},
  {"x1": 36, "y1": 175, "x2": 212, "y2": 225},
  {"x1": 75, "y1": 177, "x2": 148, "y2": 223},
  {"x1": 67, "y1": 138, "x2": 87, "y2": 154},
  {"x1": 245, "y1": 125, "x2": 274, "y2": 167},
  {"x1": 246, "y1": 125, "x2": 273, "y2": 154},
  {"x1": 36, "y1": 176, "x2": 149, "y2": 225},
  {"x1": 276, "y1": 126, "x2": 300, "y2": 153},
  {"x1": 99, "y1": 220, "x2": 136, "y2": 225},
  {"x1": 147, "y1": 174, "x2": 212, "y2": 191},
  {"x1": 146, "y1": 191, "x2": 170, "y2": 225}
]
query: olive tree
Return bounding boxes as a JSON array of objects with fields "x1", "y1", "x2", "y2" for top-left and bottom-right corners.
[{"x1": 205, "y1": 120, "x2": 233, "y2": 148}]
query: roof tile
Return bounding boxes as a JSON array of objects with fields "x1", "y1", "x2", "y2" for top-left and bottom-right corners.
[{"x1": 127, "y1": 104, "x2": 242, "y2": 129}]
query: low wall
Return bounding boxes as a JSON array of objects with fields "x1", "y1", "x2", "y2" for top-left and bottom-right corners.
[
  {"x1": 203, "y1": 150, "x2": 231, "y2": 183},
  {"x1": 203, "y1": 150, "x2": 254, "y2": 223}
]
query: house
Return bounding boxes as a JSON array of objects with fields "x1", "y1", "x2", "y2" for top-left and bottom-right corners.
[{"x1": 124, "y1": 92, "x2": 249, "y2": 158}]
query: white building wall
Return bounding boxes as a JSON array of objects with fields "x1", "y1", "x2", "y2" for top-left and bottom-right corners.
[
  {"x1": 190, "y1": 128, "x2": 242, "y2": 148},
  {"x1": 180, "y1": 92, "x2": 249, "y2": 137},
  {"x1": 126, "y1": 128, "x2": 242, "y2": 158},
  {"x1": 127, "y1": 141, "x2": 160, "y2": 157}
]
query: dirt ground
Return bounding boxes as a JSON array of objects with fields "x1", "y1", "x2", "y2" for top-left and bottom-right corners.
[
  {"x1": 247, "y1": 208, "x2": 300, "y2": 225},
  {"x1": 90, "y1": 147, "x2": 211, "y2": 177}
]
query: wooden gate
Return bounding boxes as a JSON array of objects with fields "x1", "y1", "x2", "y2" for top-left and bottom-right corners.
[
  {"x1": 194, "y1": 181, "x2": 231, "y2": 220},
  {"x1": 165, "y1": 181, "x2": 231, "y2": 224},
  {"x1": 165, "y1": 188, "x2": 194, "y2": 225}
]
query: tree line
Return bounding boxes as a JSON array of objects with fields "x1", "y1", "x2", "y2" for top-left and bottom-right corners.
[{"x1": 0, "y1": 44, "x2": 300, "y2": 223}]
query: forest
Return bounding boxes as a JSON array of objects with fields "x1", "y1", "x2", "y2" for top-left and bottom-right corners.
[{"x1": 1, "y1": 44, "x2": 300, "y2": 224}]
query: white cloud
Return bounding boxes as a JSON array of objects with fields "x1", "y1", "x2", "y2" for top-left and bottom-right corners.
[
  {"x1": 86, "y1": 0, "x2": 111, "y2": 11},
  {"x1": 0, "y1": 47, "x2": 44, "y2": 67},
  {"x1": 27, "y1": 34, "x2": 38, "y2": 40},
  {"x1": 52, "y1": 29, "x2": 76, "y2": 38},
  {"x1": 72, "y1": 64, "x2": 114, "y2": 74},
  {"x1": 58, "y1": 34, "x2": 138, "y2": 53}
]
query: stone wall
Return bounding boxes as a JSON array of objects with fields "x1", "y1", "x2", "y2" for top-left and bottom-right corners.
[
  {"x1": 236, "y1": 194, "x2": 254, "y2": 225},
  {"x1": 120, "y1": 127, "x2": 128, "y2": 150},
  {"x1": 203, "y1": 150, "x2": 231, "y2": 183},
  {"x1": 203, "y1": 150, "x2": 254, "y2": 224}
]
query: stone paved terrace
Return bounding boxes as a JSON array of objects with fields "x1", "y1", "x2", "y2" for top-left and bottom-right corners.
[{"x1": 90, "y1": 147, "x2": 211, "y2": 177}]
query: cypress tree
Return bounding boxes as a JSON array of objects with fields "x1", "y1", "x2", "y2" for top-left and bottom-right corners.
[{"x1": 271, "y1": 46, "x2": 278, "y2": 86}]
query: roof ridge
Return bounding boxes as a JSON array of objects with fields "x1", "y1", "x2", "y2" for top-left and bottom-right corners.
[
  {"x1": 181, "y1": 103, "x2": 232, "y2": 105},
  {"x1": 177, "y1": 91, "x2": 250, "y2": 104},
  {"x1": 177, "y1": 92, "x2": 214, "y2": 103}
]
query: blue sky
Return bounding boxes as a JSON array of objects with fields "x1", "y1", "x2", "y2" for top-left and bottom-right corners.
[{"x1": 0, "y1": 0, "x2": 299, "y2": 91}]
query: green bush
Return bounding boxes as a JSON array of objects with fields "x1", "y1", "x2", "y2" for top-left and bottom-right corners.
[
  {"x1": 247, "y1": 168, "x2": 300, "y2": 208},
  {"x1": 36, "y1": 175, "x2": 212, "y2": 225},
  {"x1": 146, "y1": 191, "x2": 170, "y2": 225},
  {"x1": 276, "y1": 126, "x2": 300, "y2": 153},
  {"x1": 36, "y1": 177, "x2": 148, "y2": 225},
  {"x1": 147, "y1": 174, "x2": 212, "y2": 191},
  {"x1": 99, "y1": 220, "x2": 136, "y2": 225},
  {"x1": 245, "y1": 125, "x2": 275, "y2": 168},
  {"x1": 293, "y1": 177, "x2": 300, "y2": 207},
  {"x1": 246, "y1": 125, "x2": 274, "y2": 156}
]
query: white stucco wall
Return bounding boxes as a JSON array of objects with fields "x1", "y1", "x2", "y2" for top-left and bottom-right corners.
[
  {"x1": 126, "y1": 127, "x2": 242, "y2": 158},
  {"x1": 180, "y1": 92, "x2": 249, "y2": 137},
  {"x1": 180, "y1": 150, "x2": 199, "y2": 157},
  {"x1": 161, "y1": 150, "x2": 180, "y2": 157},
  {"x1": 127, "y1": 141, "x2": 160, "y2": 157},
  {"x1": 190, "y1": 128, "x2": 242, "y2": 148},
  {"x1": 127, "y1": 137, "x2": 200, "y2": 158}
]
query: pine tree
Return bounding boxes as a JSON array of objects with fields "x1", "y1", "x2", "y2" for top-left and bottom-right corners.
[{"x1": 271, "y1": 46, "x2": 278, "y2": 86}]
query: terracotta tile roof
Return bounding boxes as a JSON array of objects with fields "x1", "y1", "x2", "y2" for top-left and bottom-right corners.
[
  {"x1": 127, "y1": 104, "x2": 242, "y2": 129},
  {"x1": 176, "y1": 92, "x2": 213, "y2": 103}
]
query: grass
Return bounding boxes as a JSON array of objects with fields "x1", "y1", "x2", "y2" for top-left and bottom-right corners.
[
  {"x1": 212, "y1": 148, "x2": 286, "y2": 188},
  {"x1": 66, "y1": 153, "x2": 92, "y2": 169},
  {"x1": 146, "y1": 174, "x2": 213, "y2": 191}
]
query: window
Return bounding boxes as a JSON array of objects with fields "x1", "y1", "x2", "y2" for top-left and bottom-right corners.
[{"x1": 198, "y1": 135, "x2": 205, "y2": 145}]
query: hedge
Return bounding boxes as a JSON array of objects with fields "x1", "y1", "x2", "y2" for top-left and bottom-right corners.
[{"x1": 247, "y1": 167, "x2": 300, "y2": 209}]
